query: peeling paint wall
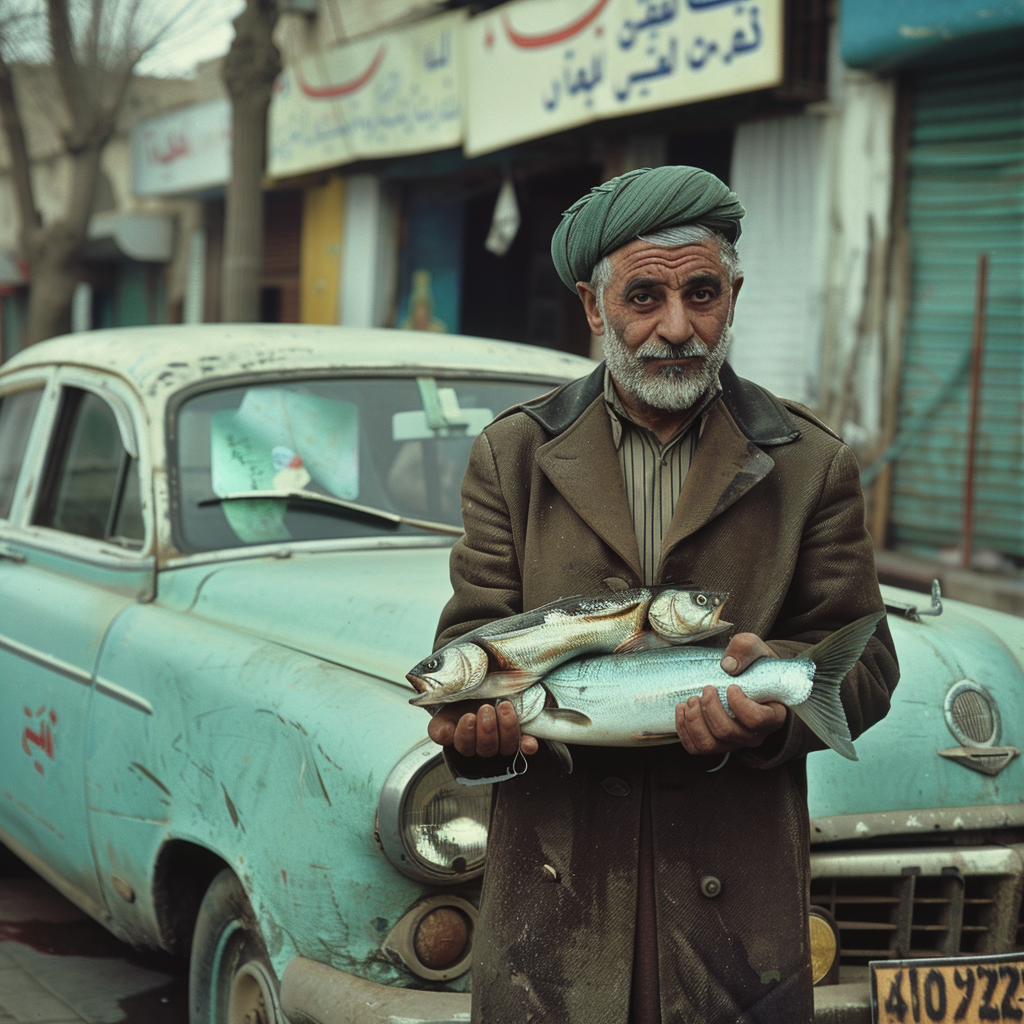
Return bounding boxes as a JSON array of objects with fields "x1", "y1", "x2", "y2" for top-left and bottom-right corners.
[{"x1": 730, "y1": 35, "x2": 896, "y2": 448}]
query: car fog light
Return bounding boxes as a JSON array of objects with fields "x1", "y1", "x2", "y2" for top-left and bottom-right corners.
[
  {"x1": 377, "y1": 741, "x2": 490, "y2": 883},
  {"x1": 809, "y1": 906, "x2": 840, "y2": 986},
  {"x1": 414, "y1": 907, "x2": 470, "y2": 970},
  {"x1": 384, "y1": 895, "x2": 477, "y2": 981}
]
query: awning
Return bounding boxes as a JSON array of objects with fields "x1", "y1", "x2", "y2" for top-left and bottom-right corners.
[{"x1": 84, "y1": 212, "x2": 173, "y2": 262}]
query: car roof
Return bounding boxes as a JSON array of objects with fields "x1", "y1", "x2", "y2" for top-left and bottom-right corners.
[{"x1": 1, "y1": 324, "x2": 596, "y2": 402}]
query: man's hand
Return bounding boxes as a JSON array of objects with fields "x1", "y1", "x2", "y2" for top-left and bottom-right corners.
[
  {"x1": 427, "y1": 700, "x2": 540, "y2": 759},
  {"x1": 674, "y1": 632, "x2": 787, "y2": 755}
]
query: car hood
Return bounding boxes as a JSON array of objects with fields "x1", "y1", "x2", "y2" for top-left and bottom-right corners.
[
  {"x1": 807, "y1": 584, "x2": 1024, "y2": 839},
  {"x1": 159, "y1": 544, "x2": 458, "y2": 690}
]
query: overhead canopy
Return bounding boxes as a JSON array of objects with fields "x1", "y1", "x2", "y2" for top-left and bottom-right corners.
[{"x1": 84, "y1": 212, "x2": 173, "y2": 263}]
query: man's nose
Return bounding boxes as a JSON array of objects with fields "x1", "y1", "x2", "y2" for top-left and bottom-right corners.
[{"x1": 656, "y1": 295, "x2": 693, "y2": 343}]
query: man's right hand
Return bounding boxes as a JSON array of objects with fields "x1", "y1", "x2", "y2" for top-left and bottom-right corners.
[{"x1": 427, "y1": 700, "x2": 540, "y2": 759}]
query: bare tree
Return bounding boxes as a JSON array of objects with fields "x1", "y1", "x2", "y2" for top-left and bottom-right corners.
[
  {"x1": 0, "y1": 0, "x2": 202, "y2": 345},
  {"x1": 220, "y1": 0, "x2": 279, "y2": 322}
]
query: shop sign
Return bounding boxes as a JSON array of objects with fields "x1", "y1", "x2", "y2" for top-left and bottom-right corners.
[
  {"x1": 464, "y1": 0, "x2": 784, "y2": 156},
  {"x1": 269, "y1": 10, "x2": 465, "y2": 178},
  {"x1": 131, "y1": 98, "x2": 231, "y2": 197}
]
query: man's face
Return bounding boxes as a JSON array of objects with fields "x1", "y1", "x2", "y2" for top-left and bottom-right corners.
[{"x1": 576, "y1": 238, "x2": 742, "y2": 414}]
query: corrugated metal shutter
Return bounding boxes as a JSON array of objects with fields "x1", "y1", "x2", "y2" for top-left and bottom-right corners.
[{"x1": 889, "y1": 56, "x2": 1023, "y2": 559}]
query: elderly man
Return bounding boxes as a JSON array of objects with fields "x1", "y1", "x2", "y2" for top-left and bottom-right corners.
[{"x1": 427, "y1": 166, "x2": 899, "y2": 1024}]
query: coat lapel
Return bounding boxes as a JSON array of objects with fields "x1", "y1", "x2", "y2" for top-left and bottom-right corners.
[
  {"x1": 659, "y1": 399, "x2": 776, "y2": 567},
  {"x1": 535, "y1": 398, "x2": 643, "y2": 579}
]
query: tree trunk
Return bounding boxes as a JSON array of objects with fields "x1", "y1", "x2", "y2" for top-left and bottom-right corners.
[{"x1": 221, "y1": 0, "x2": 281, "y2": 323}]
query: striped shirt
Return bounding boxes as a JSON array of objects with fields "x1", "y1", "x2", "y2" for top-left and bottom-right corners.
[{"x1": 603, "y1": 369, "x2": 720, "y2": 585}]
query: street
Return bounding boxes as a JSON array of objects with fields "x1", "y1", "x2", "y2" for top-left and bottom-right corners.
[{"x1": 0, "y1": 850, "x2": 188, "y2": 1024}]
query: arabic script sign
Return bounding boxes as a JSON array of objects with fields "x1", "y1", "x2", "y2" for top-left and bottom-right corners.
[
  {"x1": 465, "y1": 0, "x2": 783, "y2": 156},
  {"x1": 132, "y1": 99, "x2": 231, "y2": 197},
  {"x1": 269, "y1": 9, "x2": 465, "y2": 178}
]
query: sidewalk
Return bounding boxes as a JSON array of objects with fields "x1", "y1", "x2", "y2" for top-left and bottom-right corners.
[
  {"x1": 875, "y1": 548, "x2": 1024, "y2": 618},
  {"x1": 0, "y1": 866, "x2": 186, "y2": 1024}
]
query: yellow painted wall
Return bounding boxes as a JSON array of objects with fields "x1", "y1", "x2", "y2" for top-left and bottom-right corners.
[{"x1": 300, "y1": 176, "x2": 345, "y2": 324}]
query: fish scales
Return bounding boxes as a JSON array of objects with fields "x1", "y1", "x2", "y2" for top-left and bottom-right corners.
[
  {"x1": 407, "y1": 586, "x2": 730, "y2": 705},
  {"x1": 504, "y1": 614, "x2": 884, "y2": 762},
  {"x1": 524, "y1": 649, "x2": 815, "y2": 745}
]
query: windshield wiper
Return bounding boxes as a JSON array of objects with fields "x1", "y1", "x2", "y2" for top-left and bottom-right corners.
[{"x1": 198, "y1": 490, "x2": 464, "y2": 537}]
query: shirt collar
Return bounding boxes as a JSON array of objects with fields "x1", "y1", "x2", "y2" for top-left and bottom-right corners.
[{"x1": 603, "y1": 367, "x2": 722, "y2": 450}]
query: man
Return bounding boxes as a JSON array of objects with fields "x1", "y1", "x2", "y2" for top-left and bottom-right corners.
[{"x1": 427, "y1": 165, "x2": 899, "y2": 1024}]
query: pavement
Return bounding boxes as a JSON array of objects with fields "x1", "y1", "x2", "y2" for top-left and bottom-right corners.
[
  {"x1": 875, "y1": 548, "x2": 1024, "y2": 618},
  {"x1": 0, "y1": 854, "x2": 187, "y2": 1024}
]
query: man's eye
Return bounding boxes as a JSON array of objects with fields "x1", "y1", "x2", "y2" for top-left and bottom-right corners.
[
  {"x1": 631, "y1": 293, "x2": 654, "y2": 305},
  {"x1": 692, "y1": 288, "x2": 715, "y2": 302}
]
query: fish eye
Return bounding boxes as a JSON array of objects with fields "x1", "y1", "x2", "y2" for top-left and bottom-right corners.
[
  {"x1": 425, "y1": 656, "x2": 441, "y2": 671},
  {"x1": 696, "y1": 594, "x2": 708, "y2": 606}
]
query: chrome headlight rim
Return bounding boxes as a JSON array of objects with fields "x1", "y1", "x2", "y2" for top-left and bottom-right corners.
[{"x1": 377, "y1": 739, "x2": 490, "y2": 885}]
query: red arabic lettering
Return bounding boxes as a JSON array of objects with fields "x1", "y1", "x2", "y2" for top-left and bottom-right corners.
[{"x1": 501, "y1": 0, "x2": 611, "y2": 49}]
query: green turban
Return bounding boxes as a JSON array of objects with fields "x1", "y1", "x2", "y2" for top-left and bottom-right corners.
[{"x1": 551, "y1": 165, "x2": 745, "y2": 291}]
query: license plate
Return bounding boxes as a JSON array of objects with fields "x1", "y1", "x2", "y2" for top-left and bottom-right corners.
[{"x1": 871, "y1": 953, "x2": 1024, "y2": 1024}]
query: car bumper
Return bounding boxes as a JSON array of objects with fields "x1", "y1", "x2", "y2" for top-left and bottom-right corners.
[
  {"x1": 280, "y1": 957, "x2": 471, "y2": 1024},
  {"x1": 813, "y1": 982, "x2": 870, "y2": 1024}
]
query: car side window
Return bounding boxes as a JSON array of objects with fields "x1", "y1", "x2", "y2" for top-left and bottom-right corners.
[
  {"x1": 33, "y1": 387, "x2": 144, "y2": 548},
  {"x1": 0, "y1": 387, "x2": 44, "y2": 520}
]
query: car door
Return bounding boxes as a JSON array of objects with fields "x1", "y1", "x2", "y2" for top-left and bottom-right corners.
[{"x1": 0, "y1": 368, "x2": 154, "y2": 916}]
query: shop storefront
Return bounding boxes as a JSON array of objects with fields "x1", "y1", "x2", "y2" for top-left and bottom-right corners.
[{"x1": 842, "y1": 1, "x2": 1024, "y2": 560}]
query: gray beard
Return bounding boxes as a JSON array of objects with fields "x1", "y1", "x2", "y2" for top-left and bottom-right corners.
[{"x1": 602, "y1": 320, "x2": 732, "y2": 413}]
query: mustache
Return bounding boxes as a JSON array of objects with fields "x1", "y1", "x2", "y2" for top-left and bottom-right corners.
[{"x1": 635, "y1": 340, "x2": 711, "y2": 361}]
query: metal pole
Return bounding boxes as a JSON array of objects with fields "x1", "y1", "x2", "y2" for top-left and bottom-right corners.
[{"x1": 962, "y1": 252, "x2": 988, "y2": 570}]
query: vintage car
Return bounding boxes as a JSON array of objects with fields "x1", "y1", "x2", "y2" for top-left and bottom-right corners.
[{"x1": 0, "y1": 325, "x2": 1021, "y2": 1024}]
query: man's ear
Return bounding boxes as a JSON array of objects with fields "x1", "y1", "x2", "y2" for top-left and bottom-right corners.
[
  {"x1": 575, "y1": 282, "x2": 606, "y2": 335},
  {"x1": 728, "y1": 275, "x2": 743, "y2": 326}
]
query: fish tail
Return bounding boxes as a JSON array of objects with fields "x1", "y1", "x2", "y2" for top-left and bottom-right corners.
[{"x1": 792, "y1": 612, "x2": 884, "y2": 762}]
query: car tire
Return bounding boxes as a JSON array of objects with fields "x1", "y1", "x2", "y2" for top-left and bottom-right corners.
[{"x1": 189, "y1": 868, "x2": 285, "y2": 1024}]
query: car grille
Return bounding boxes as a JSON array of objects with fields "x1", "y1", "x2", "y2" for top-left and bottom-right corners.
[{"x1": 810, "y1": 846, "x2": 1024, "y2": 966}]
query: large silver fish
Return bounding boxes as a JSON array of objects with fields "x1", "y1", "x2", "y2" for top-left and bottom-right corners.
[
  {"x1": 407, "y1": 587, "x2": 730, "y2": 707},
  {"x1": 504, "y1": 613, "x2": 884, "y2": 762}
]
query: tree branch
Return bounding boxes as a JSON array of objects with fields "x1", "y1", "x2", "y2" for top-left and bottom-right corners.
[{"x1": 0, "y1": 50, "x2": 41, "y2": 238}]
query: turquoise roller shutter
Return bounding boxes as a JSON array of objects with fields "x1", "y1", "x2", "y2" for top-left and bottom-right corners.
[{"x1": 890, "y1": 56, "x2": 1024, "y2": 560}]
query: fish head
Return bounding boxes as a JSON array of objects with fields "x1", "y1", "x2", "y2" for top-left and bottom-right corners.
[
  {"x1": 406, "y1": 643, "x2": 490, "y2": 705},
  {"x1": 648, "y1": 589, "x2": 729, "y2": 640}
]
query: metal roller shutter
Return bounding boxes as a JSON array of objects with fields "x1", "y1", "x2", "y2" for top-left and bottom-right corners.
[{"x1": 890, "y1": 55, "x2": 1024, "y2": 560}]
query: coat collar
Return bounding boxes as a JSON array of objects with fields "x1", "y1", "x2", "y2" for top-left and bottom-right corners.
[
  {"x1": 524, "y1": 362, "x2": 802, "y2": 579},
  {"x1": 521, "y1": 362, "x2": 802, "y2": 448}
]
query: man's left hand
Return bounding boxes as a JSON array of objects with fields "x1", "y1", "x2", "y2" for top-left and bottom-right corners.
[{"x1": 674, "y1": 633, "x2": 787, "y2": 755}]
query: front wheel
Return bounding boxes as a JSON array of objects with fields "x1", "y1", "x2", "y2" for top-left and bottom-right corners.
[{"x1": 189, "y1": 868, "x2": 285, "y2": 1024}]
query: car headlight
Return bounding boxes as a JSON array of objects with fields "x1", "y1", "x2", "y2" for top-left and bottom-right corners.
[{"x1": 377, "y1": 740, "x2": 491, "y2": 884}]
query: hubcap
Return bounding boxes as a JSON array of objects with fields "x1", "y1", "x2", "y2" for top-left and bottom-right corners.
[{"x1": 228, "y1": 961, "x2": 279, "y2": 1024}]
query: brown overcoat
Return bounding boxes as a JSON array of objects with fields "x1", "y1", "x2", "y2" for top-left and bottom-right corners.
[{"x1": 436, "y1": 363, "x2": 899, "y2": 1024}]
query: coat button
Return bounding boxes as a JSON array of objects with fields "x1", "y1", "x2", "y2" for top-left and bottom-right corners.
[
  {"x1": 700, "y1": 875, "x2": 722, "y2": 898},
  {"x1": 601, "y1": 777, "x2": 630, "y2": 797},
  {"x1": 542, "y1": 864, "x2": 559, "y2": 883}
]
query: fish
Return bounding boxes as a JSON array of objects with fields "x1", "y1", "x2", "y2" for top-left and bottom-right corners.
[
  {"x1": 503, "y1": 612, "x2": 885, "y2": 762},
  {"x1": 407, "y1": 586, "x2": 730, "y2": 707}
]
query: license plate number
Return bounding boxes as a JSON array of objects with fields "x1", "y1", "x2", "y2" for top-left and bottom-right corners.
[{"x1": 871, "y1": 954, "x2": 1024, "y2": 1024}]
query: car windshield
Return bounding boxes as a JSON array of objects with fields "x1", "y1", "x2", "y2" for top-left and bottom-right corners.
[{"x1": 173, "y1": 375, "x2": 552, "y2": 553}]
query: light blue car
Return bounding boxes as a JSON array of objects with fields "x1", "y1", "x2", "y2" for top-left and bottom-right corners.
[{"x1": 0, "y1": 326, "x2": 1020, "y2": 1024}]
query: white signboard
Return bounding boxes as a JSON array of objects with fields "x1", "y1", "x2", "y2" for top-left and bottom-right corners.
[
  {"x1": 132, "y1": 98, "x2": 231, "y2": 197},
  {"x1": 465, "y1": 0, "x2": 783, "y2": 156},
  {"x1": 269, "y1": 9, "x2": 465, "y2": 178}
]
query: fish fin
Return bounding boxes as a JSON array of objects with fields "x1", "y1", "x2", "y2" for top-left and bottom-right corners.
[
  {"x1": 631, "y1": 731, "x2": 678, "y2": 743},
  {"x1": 613, "y1": 630, "x2": 672, "y2": 653},
  {"x1": 544, "y1": 707, "x2": 592, "y2": 726},
  {"x1": 546, "y1": 740, "x2": 574, "y2": 774},
  {"x1": 793, "y1": 612, "x2": 884, "y2": 761}
]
